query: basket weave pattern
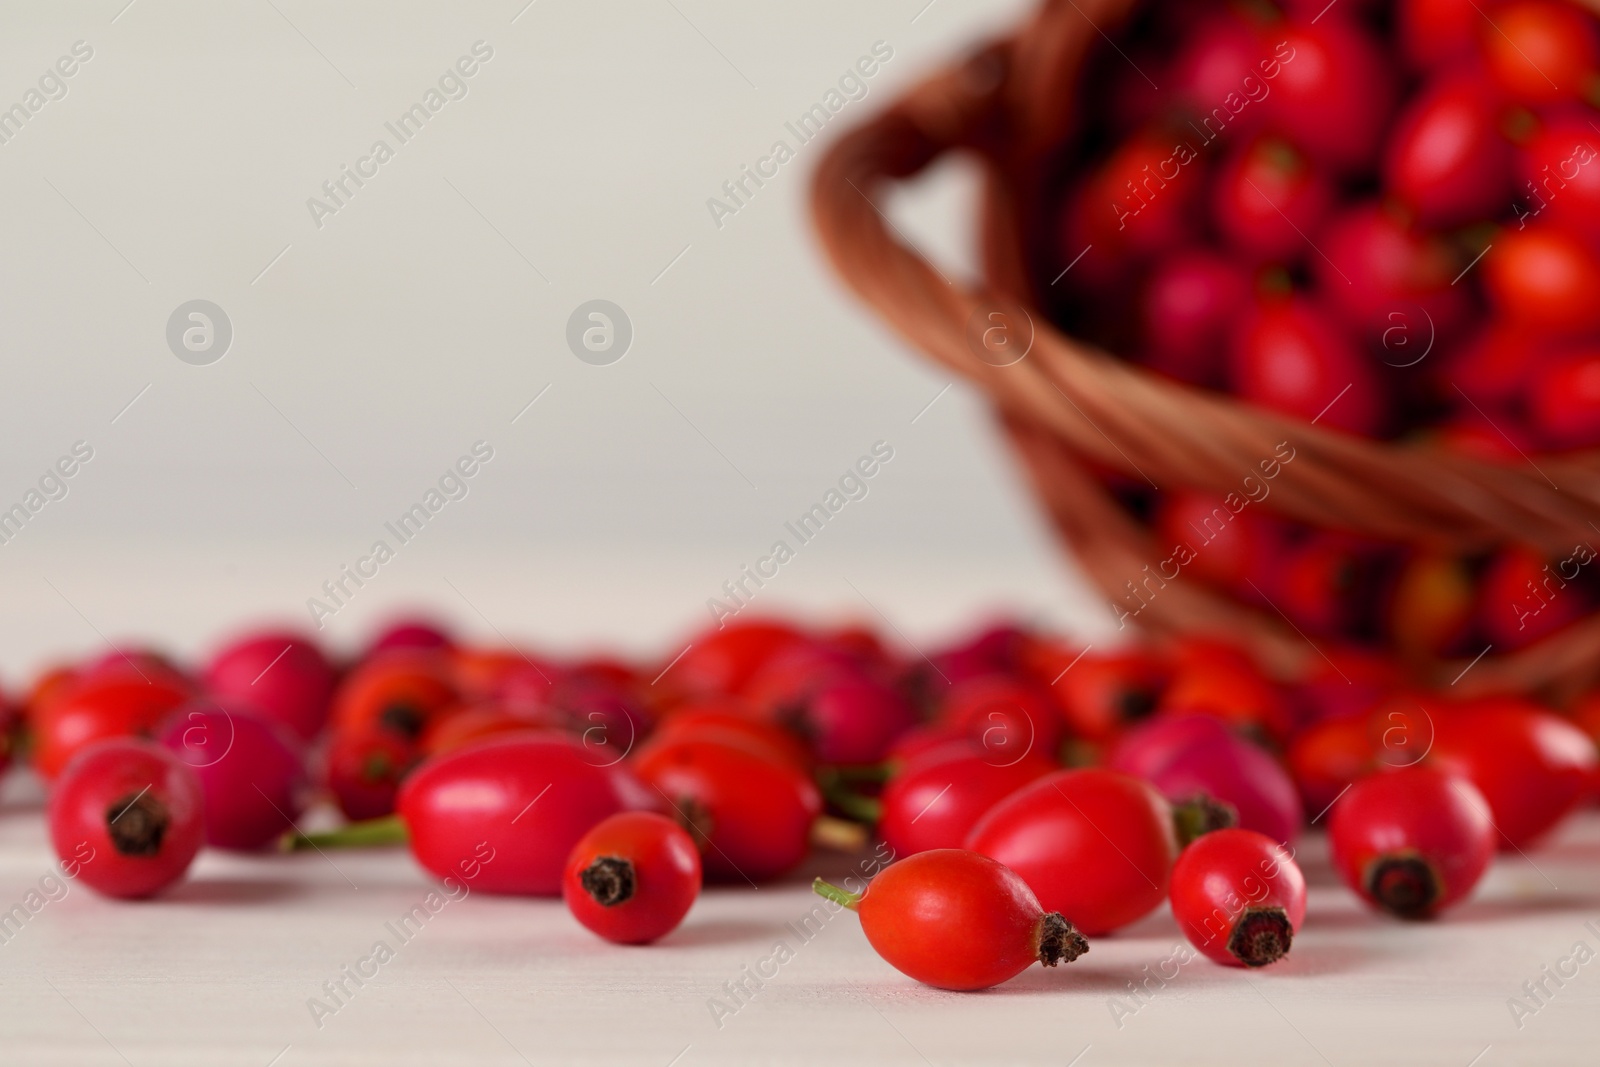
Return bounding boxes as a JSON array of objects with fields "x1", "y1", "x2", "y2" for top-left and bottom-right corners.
[{"x1": 810, "y1": 0, "x2": 1600, "y2": 699}]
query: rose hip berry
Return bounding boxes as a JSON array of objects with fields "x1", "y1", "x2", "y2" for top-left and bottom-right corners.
[
  {"x1": 966, "y1": 768, "x2": 1177, "y2": 935},
  {"x1": 160, "y1": 706, "x2": 309, "y2": 851},
  {"x1": 878, "y1": 747, "x2": 1056, "y2": 858},
  {"x1": 399, "y1": 733, "x2": 650, "y2": 896},
  {"x1": 815, "y1": 849, "x2": 1089, "y2": 991},
  {"x1": 49, "y1": 738, "x2": 204, "y2": 899},
  {"x1": 1329, "y1": 765, "x2": 1495, "y2": 919},
  {"x1": 203, "y1": 631, "x2": 336, "y2": 742},
  {"x1": 563, "y1": 811, "x2": 701, "y2": 944},
  {"x1": 1171, "y1": 829, "x2": 1306, "y2": 968}
]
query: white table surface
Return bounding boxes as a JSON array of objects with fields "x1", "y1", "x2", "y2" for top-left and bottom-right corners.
[{"x1": 3, "y1": 768, "x2": 1598, "y2": 1067}]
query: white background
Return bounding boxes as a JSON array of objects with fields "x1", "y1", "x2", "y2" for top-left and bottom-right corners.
[{"x1": 0, "y1": 0, "x2": 1115, "y2": 682}]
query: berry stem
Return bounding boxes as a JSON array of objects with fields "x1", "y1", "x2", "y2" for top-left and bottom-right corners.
[
  {"x1": 280, "y1": 813, "x2": 408, "y2": 852},
  {"x1": 1037, "y1": 912, "x2": 1090, "y2": 967},
  {"x1": 811, "y1": 877, "x2": 863, "y2": 911},
  {"x1": 817, "y1": 772, "x2": 883, "y2": 824},
  {"x1": 1171, "y1": 793, "x2": 1238, "y2": 848},
  {"x1": 810, "y1": 815, "x2": 869, "y2": 853}
]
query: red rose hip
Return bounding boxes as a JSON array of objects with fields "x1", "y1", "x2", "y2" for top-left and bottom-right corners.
[
  {"x1": 563, "y1": 812, "x2": 701, "y2": 944},
  {"x1": 966, "y1": 768, "x2": 1177, "y2": 935},
  {"x1": 815, "y1": 849, "x2": 1089, "y2": 990},
  {"x1": 1172, "y1": 829, "x2": 1306, "y2": 967},
  {"x1": 1329, "y1": 766, "x2": 1494, "y2": 919},
  {"x1": 49, "y1": 738, "x2": 205, "y2": 899}
]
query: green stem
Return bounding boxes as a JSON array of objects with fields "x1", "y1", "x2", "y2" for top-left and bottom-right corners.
[
  {"x1": 280, "y1": 813, "x2": 408, "y2": 852},
  {"x1": 812, "y1": 877, "x2": 862, "y2": 911}
]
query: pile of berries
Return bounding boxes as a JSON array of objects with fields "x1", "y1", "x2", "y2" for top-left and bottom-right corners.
[
  {"x1": 1044, "y1": 0, "x2": 1600, "y2": 654},
  {"x1": 8, "y1": 613, "x2": 1599, "y2": 990}
]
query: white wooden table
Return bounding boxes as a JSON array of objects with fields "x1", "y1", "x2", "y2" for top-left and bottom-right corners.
[{"x1": 2, "y1": 768, "x2": 1597, "y2": 1066}]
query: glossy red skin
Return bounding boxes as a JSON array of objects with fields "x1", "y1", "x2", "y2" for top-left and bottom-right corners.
[
  {"x1": 1139, "y1": 249, "x2": 1251, "y2": 387},
  {"x1": 400, "y1": 734, "x2": 649, "y2": 896},
  {"x1": 664, "y1": 619, "x2": 808, "y2": 698},
  {"x1": 419, "y1": 706, "x2": 547, "y2": 757},
  {"x1": 856, "y1": 850, "x2": 1054, "y2": 991},
  {"x1": 450, "y1": 647, "x2": 559, "y2": 704},
  {"x1": 1150, "y1": 733, "x2": 1302, "y2": 845},
  {"x1": 1171, "y1": 829, "x2": 1306, "y2": 967},
  {"x1": 48, "y1": 739, "x2": 204, "y2": 899},
  {"x1": 1484, "y1": 224, "x2": 1600, "y2": 333},
  {"x1": 1047, "y1": 647, "x2": 1168, "y2": 742},
  {"x1": 1444, "y1": 325, "x2": 1536, "y2": 399},
  {"x1": 1227, "y1": 295, "x2": 1384, "y2": 437},
  {"x1": 885, "y1": 724, "x2": 981, "y2": 766},
  {"x1": 647, "y1": 704, "x2": 812, "y2": 771},
  {"x1": 563, "y1": 811, "x2": 701, "y2": 944},
  {"x1": 1477, "y1": 546, "x2": 1589, "y2": 649},
  {"x1": 1482, "y1": 1, "x2": 1600, "y2": 105},
  {"x1": 367, "y1": 618, "x2": 452, "y2": 655},
  {"x1": 937, "y1": 674, "x2": 1064, "y2": 767},
  {"x1": 538, "y1": 679, "x2": 655, "y2": 767},
  {"x1": 1384, "y1": 75, "x2": 1513, "y2": 227},
  {"x1": 1154, "y1": 492, "x2": 1285, "y2": 592},
  {"x1": 1526, "y1": 346, "x2": 1600, "y2": 449},
  {"x1": 203, "y1": 632, "x2": 335, "y2": 742},
  {"x1": 879, "y1": 749, "x2": 1056, "y2": 858},
  {"x1": 1431, "y1": 699, "x2": 1598, "y2": 848},
  {"x1": 1517, "y1": 107, "x2": 1600, "y2": 234},
  {"x1": 1160, "y1": 640, "x2": 1294, "y2": 743},
  {"x1": 159, "y1": 706, "x2": 308, "y2": 851},
  {"x1": 326, "y1": 728, "x2": 419, "y2": 821},
  {"x1": 633, "y1": 737, "x2": 820, "y2": 883},
  {"x1": 331, "y1": 650, "x2": 459, "y2": 743},
  {"x1": 795, "y1": 676, "x2": 916, "y2": 765},
  {"x1": 1212, "y1": 137, "x2": 1334, "y2": 263},
  {"x1": 1287, "y1": 713, "x2": 1378, "y2": 816},
  {"x1": 1065, "y1": 132, "x2": 1201, "y2": 271},
  {"x1": 1328, "y1": 766, "x2": 1494, "y2": 917},
  {"x1": 1265, "y1": 15, "x2": 1398, "y2": 172},
  {"x1": 1399, "y1": 0, "x2": 1485, "y2": 68},
  {"x1": 33, "y1": 674, "x2": 192, "y2": 779},
  {"x1": 80, "y1": 649, "x2": 191, "y2": 690},
  {"x1": 1168, "y1": 10, "x2": 1274, "y2": 133},
  {"x1": 748, "y1": 648, "x2": 915, "y2": 764},
  {"x1": 966, "y1": 768, "x2": 1176, "y2": 935},
  {"x1": 1314, "y1": 203, "x2": 1471, "y2": 343}
]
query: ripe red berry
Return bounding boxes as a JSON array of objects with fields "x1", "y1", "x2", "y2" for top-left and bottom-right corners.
[
  {"x1": 48, "y1": 738, "x2": 204, "y2": 899},
  {"x1": 1045, "y1": 645, "x2": 1168, "y2": 742},
  {"x1": 1515, "y1": 106, "x2": 1600, "y2": 234},
  {"x1": 399, "y1": 733, "x2": 651, "y2": 896},
  {"x1": 160, "y1": 706, "x2": 309, "y2": 851},
  {"x1": 1431, "y1": 697, "x2": 1598, "y2": 848},
  {"x1": 966, "y1": 768, "x2": 1176, "y2": 935},
  {"x1": 1212, "y1": 136, "x2": 1334, "y2": 264},
  {"x1": 1398, "y1": 0, "x2": 1486, "y2": 69},
  {"x1": 878, "y1": 747, "x2": 1055, "y2": 858},
  {"x1": 32, "y1": 672, "x2": 191, "y2": 779},
  {"x1": 1383, "y1": 75, "x2": 1514, "y2": 228},
  {"x1": 1265, "y1": 15, "x2": 1398, "y2": 172},
  {"x1": 203, "y1": 631, "x2": 336, "y2": 742},
  {"x1": 1484, "y1": 224, "x2": 1600, "y2": 334},
  {"x1": 936, "y1": 674, "x2": 1065, "y2": 767},
  {"x1": 633, "y1": 736, "x2": 821, "y2": 882},
  {"x1": 1328, "y1": 766, "x2": 1494, "y2": 918},
  {"x1": 1171, "y1": 829, "x2": 1306, "y2": 967},
  {"x1": 1314, "y1": 203, "x2": 1470, "y2": 343},
  {"x1": 816, "y1": 849, "x2": 1088, "y2": 990},
  {"x1": 1138, "y1": 249, "x2": 1251, "y2": 387},
  {"x1": 1525, "y1": 345, "x2": 1600, "y2": 449},
  {"x1": 563, "y1": 812, "x2": 701, "y2": 944},
  {"x1": 1227, "y1": 294, "x2": 1384, "y2": 437},
  {"x1": 1480, "y1": 1, "x2": 1600, "y2": 106},
  {"x1": 331, "y1": 649, "x2": 460, "y2": 744}
]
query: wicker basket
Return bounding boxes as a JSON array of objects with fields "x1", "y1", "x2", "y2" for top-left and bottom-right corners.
[{"x1": 810, "y1": 0, "x2": 1600, "y2": 702}]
